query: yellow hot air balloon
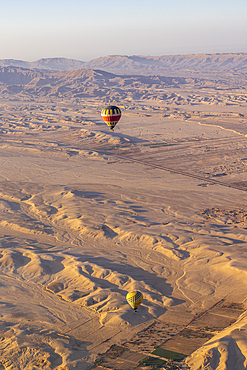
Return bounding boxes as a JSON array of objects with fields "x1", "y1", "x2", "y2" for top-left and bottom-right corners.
[
  {"x1": 101, "y1": 105, "x2": 121, "y2": 131},
  {"x1": 126, "y1": 291, "x2": 143, "y2": 312}
]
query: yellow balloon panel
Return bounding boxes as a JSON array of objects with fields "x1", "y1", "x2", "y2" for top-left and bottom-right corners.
[{"x1": 126, "y1": 291, "x2": 143, "y2": 310}]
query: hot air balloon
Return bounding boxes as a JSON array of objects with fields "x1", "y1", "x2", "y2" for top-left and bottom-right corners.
[
  {"x1": 126, "y1": 291, "x2": 143, "y2": 312},
  {"x1": 101, "y1": 105, "x2": 121, "y2": 131}
]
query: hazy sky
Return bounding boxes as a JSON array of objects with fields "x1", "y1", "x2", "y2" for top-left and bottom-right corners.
[{"x1": 1, "y1": 0, "x2": 246, "y2": 61}]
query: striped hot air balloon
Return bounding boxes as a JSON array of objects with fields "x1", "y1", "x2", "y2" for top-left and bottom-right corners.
[
  {"x1": 101, "y1": 105, "x2": 121, "y2": 131},
  {"x1": 126, "y1": 291, "x2": 143, "y2": 312}
]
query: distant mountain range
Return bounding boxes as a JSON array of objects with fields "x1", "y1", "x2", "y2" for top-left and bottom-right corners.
[
  {"x1": 0, "y1": 65, "x2": 245, "y2": 106},
  {"x1": 0, "y1": 67, "x2": 197, "y2": 102},
  {"x1": 0, "y1": 53, "x2": 247, "y2": 76},
  {"x1": 0, "y1": 58, "x2": 85, "y2": 73}
]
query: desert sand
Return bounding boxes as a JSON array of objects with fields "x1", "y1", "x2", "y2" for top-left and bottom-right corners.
[{"x1": 0, "y1": 54, "x2": 247, "y2": 369}]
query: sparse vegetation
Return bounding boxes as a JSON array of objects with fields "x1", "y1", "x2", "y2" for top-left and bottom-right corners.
[
  {"x1": 138, "y1": 356, "x2": 184, "y2": 369},
  {"x1": 151, "y1": 349, "x2": 186, "y2": 362}
]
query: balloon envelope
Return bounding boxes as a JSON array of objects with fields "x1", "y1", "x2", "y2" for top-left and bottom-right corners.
[
  {"x1": 101, "y1": 105, "x2": 121, "y2": 131},
  {"x1": 126, "y1": 291, "x2": 143, "y2": 311}
]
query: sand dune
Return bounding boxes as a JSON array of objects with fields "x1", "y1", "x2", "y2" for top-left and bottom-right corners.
[{"x1": 0, "y1": 54, "x2": 247, "y2": 369}]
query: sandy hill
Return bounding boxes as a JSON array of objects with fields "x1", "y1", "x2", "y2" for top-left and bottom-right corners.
[
  {"x1": 0, "y1": 66, "x2": 43, "y2": 84},
  {"x1": 0, "y1": 66, "x2": 192, "y2": 86}
]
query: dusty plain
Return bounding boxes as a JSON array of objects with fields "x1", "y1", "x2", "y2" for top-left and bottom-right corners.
[{"x1": 0, "y1": 54, "x2": 247, "y2": 369}]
